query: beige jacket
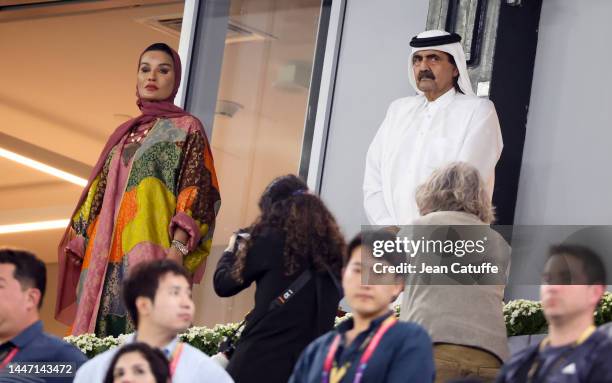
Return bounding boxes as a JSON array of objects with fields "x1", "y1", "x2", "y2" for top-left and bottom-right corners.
[{"x1": 399, "y1": 211, "x2": 510, "y2": 361}]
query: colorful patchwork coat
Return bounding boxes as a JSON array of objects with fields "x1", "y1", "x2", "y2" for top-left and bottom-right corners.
[{"x1": 58, "y1": 116, "x2": 220, "y2": 336}]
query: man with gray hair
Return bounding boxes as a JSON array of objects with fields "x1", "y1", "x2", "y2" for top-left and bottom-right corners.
[
  {"x1": 399, "y1": 162, "x2": 511, "y2": 383},
  {"x1": 363, "y1": 30, "x2": 503, "y2": 225}
]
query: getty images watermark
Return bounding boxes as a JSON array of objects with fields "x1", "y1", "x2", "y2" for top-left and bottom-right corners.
[
  {"x1": 371, "y1": 235, "x2": 500, "y2": 275},
  {"x1": 360, "y1": 225, "x2": 511, "y2": 285},
  {"x1": 360, "y1": 225, "x2": 612, "y2": 286}
]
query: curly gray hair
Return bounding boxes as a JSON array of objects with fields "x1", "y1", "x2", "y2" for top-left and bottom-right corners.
[{"x1": 415, "y1": 162, "x2": 495, "y2": 224}]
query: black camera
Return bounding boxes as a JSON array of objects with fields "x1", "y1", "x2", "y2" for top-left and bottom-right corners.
[{"x1": 218, "y1": 336, "x2": 237, "y2": 359}]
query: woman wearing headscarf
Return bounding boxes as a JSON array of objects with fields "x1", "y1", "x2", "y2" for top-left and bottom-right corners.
[
  {"x1": 56, "y1": 43, "x2": 221, "y2": 337},
  {"x1": 213, "y1": 175, "x2": 345, "y2": 383}
]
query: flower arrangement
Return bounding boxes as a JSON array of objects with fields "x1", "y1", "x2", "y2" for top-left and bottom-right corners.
[
  {"x1": 66, "y1": 294, "x2": 612, "y2": 357},
  {"x1": 335, "y1": 304, "x2": 401, "y2": 327},
  {"x1": 502, "y1": 292, "x2": 612, "y2": 337},
  {"x1": 503, "y1": 299, "x2": 547, "y2": 337},
  {"x1": 178, "y1": 323, "x2": 241, "y2": 356},
  {"x1": 595, "y1": 291, "x2": 612, "y2": 326},
  {"x1": 63, "y1": 333, "x2": 128, "y2": 359},
  {"x1": 334, "y1": 311, "x2": 352, "y2": 327}
]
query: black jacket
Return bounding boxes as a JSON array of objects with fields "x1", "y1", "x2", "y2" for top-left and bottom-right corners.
[
  {"x1": 289, "y1": 312, "x2": 435, "y2": 383},
  {"x1": 496, "y1": 330, "x2": 612, "y2": 383},
  {"x1": 213, "y1": 228, "x2": 342, "y2": 383}
]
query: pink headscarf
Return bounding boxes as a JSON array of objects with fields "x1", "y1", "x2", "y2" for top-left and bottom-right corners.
[{"x1": 55, "y1": 44, "x2": 193, "y2": 324}]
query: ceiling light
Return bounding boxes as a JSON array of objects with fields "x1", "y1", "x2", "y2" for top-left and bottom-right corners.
[
  {"x1": 0, "y1": 219, "x2": 69, "y2": 235},
  {"x1": 0, "y1": 147, "x2": 87, "y2": 187}
]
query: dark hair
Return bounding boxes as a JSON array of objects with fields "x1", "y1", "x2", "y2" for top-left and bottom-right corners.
[
  {"x1": 258, "y1": 174, "x2": 308, "y2": 213},
  {"x1": 548, "y1": 244, "x2": 607, "y2": 285},
  {"x1": 346, "y1": 233, "x2": 366, "y2": 265},
  {"x1": 123, "y1": 260, "x2": 190, "y2": 326},
  {"x1": 232, "y1": 174, "x2": 345, "y2": 282},
  {"x1": 346, "y1": 230, "x2": 405, "y2": 273},
  {"x1": 0, "y1": 248, "x2": 46, "y2": 308},
  {"x1": 143, "y1": 43, "x2": 174, "y2": 59},
  {"x1": 103, "y1": 342, "x2": 170, "y2": 383}
]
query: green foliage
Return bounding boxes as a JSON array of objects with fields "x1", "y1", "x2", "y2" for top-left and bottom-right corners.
[
  {"x1": 178, "y1": 323, "x2": 241, "y2": 356},
  {"x1": 503, "y1": 299, "x2": 547, "y2": 337},
  {"x1": 595, "y1": 292, "x2": 612, "y2": 326},
  {"x1": 66, "y1": 294, "x2": 612, "y2": 357}
]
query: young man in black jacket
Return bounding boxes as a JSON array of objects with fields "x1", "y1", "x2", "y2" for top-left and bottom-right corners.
[
  {"x1": 289, "y1": 230, "x2": 435, "y2": 383},
  {"x1": 497, "y1": 244, "x2": 612, "y2": 383}
]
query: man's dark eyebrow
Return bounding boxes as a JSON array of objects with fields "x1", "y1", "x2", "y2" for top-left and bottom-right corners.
[
  {"x1": 426, "y1": 53, "x2": 441, "y2": 59},
  {"x1": 168, "y1": 283, "x2": 191, "y2": 290}
]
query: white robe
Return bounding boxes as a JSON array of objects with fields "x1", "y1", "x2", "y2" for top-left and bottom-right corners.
[{"x1": 363, "y1": 88, "x2": 503, "y2": 225}]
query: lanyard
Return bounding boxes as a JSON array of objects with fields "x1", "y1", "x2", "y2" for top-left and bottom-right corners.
[
  {"x1": 527, "y1": 325, "x2": 596, "y2": 382},
  {"x1": 168, "y1": 342, "x2": 184, "y2": 377},
  {"x1": 0, "y1": 347, "x2": 18, "y2": 369},
  {"x1": 322, "y1": 315, "x2": 397, "y2": 383}
]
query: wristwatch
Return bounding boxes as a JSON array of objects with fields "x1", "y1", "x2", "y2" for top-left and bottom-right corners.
[{"x1": 171, "y1": 239, "x2": 189, "y2": 256}]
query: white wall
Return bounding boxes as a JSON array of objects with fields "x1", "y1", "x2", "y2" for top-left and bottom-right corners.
[
  {"x1": 319, "y1": 0, "x2": 429, "y2": 238},
  {"x1": 513, "y1": 0, "x2": 612, "y2": 226},
  {"x1": 506, "y1": 0, "x2": 612, "y2": 299}
]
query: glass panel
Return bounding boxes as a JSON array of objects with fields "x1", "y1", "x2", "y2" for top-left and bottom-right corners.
[{"x1": 193, "y1": 0, "x2": 324, "y2": 326}]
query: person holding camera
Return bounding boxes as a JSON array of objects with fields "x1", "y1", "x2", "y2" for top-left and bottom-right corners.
[{"x1": 213, "y1": 175, "x2": 345, "y2": 383}]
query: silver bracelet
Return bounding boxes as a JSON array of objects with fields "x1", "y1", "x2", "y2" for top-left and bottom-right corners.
[{"x1": 171, "y1": 239, "x2": 189, "y2": 256}]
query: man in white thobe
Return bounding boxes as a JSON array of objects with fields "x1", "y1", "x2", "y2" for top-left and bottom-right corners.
[{"x1": 363, "y1": 30, "x2": 503, "y2": 225}]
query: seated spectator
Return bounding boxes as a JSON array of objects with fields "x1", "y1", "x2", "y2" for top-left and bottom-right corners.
[
  {"x1": 214, "y1": 174, "x2": 345, "y2": 383},
  {"x1": 0, "y1": 248, "x2": 87, "y2": 382},
  {"x1": 497, "y1": 244, "x2": 612, "y2": 382},
  {"x1": 399, "y1": 162, "x2": 511, "y2": 383},
  {"x1": 289, "y1": 230, "x2": 435, "y2": 383},
  {"x1": 103, "y1": 342, "x2": 170, "y2": 383},
  {"x1": 75, "y1": 260, "x2": 232, "y2": 383}
]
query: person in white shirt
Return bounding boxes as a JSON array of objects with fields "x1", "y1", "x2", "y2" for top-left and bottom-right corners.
[
  {"x1": 363, "y1": 29, "x2": 503, "y2": 226},
  {"x1": 74, "y1": 260, "x2": 233, "y2": 383}
]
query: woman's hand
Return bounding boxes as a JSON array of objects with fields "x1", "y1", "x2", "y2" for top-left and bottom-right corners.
[
  {"x1": 225, "y1": 233, "x2": 238, "y2": 252},
  {"x1": 168, "y1": 227, "x2": 189, "y2": 264},
  {"x1": 65, "y1": 235, "x2": 85, "y2": 267},
  {"x1": 167, "y1": 245, "x2": 183, "y2": 264},
  {"x1": 225, "y1": 231, "x2": 250, "y2": 253},
  {"x1": 65, "y1": 248, "x2": 83, "y2": 267}
]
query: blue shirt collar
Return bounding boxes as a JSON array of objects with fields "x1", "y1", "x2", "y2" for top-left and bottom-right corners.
[
  {"x1": 162, "y1": 336, "x2": 179, "y2": 358},
  {"x1": 128, "y1": 332, "x2": 180, "y2": 358},
  {"x1": 9, "y1": 320, "x2": 43, "y2": 349}
]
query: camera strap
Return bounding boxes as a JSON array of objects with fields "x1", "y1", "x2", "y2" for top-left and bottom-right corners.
[
  {"x1": 267, "y1": 269, "x2": 313, "y2": 310},
  {"x1": 226, "y1": 268, "x2": 315, "y2": 346}
]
